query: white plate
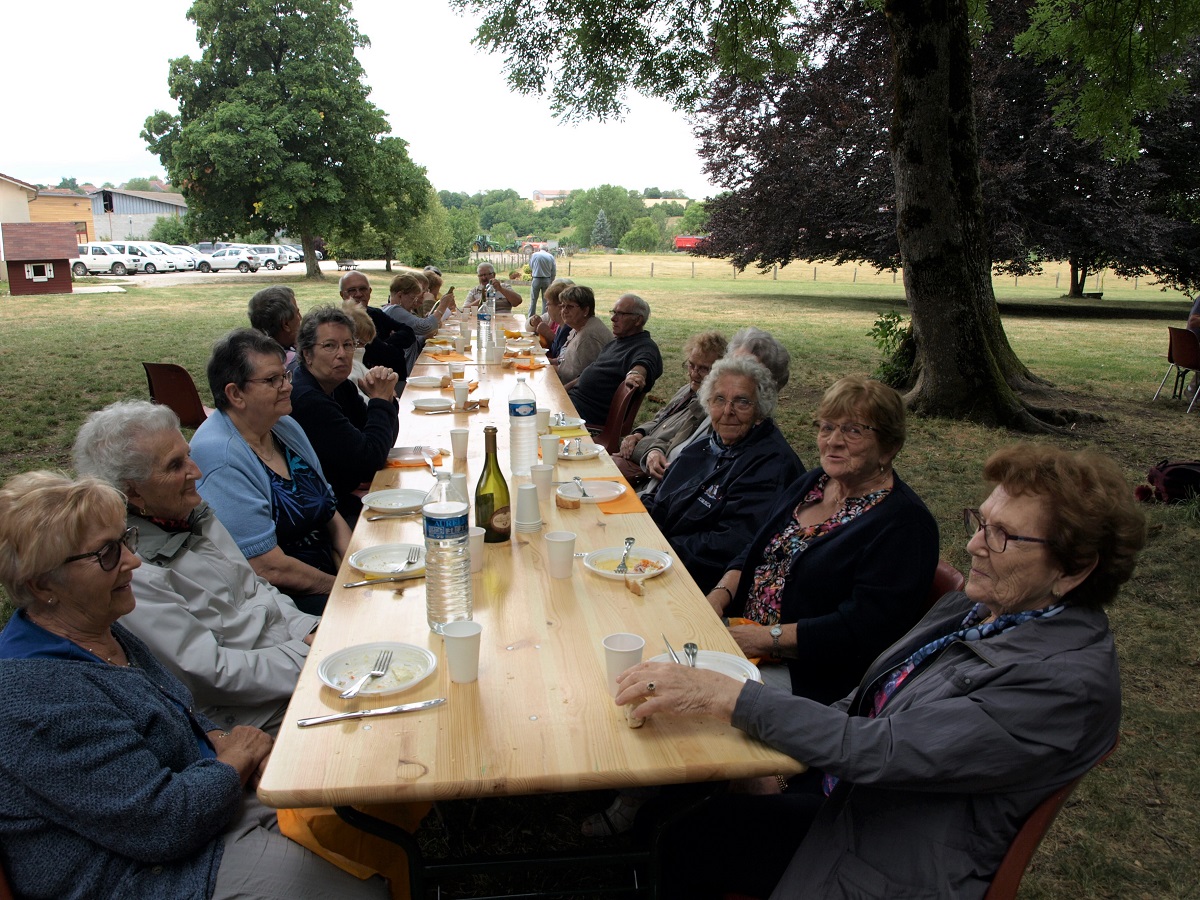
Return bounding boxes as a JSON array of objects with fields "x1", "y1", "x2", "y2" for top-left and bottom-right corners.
[
  {"x1": 413, "y1": 397, "x2": 453, "y2": 412},
  {"x1": 407, "y1": 375, "x2": 443, "y2": 388},
  {"x1": 361, "y1": 489, "x2": 427, "y2": 513},
  {"x1": 648, "y1": 650, "x2": 761, "y2": 683},
  {"x1": 582, "y1": 545, "x2": 672, "y2": 579},
  {"x1": 557, "y1": 445, "x2": 602, "y2": 460},
  {"x1": 549, "y1": 415, "x2": 586, "y2": 429},
  {"x1": 388, "y1": 445, "x2": 441, "y2": 463},
  {"x1": 557, "y1": 481, "x2": 627, "y2": 503},
  {"x1": 318, "y1": 642, "x2": 437, "y2": 696},
  {"x1": 348, "y1": 543, "x2": 427, "y2": 578}
]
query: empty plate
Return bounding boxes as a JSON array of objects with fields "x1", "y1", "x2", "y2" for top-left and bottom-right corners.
[
  {"x1": 389, "y1": 446, "x2": 441, "y2": 463},
  {"x1": 413, "y1": 397, "x2": 453, "y2": 412},
  {"x1": 348, "y1": 543, "x2": 427, "y2": 578},
  {"x1": 318, "y1": 642, "x2": 437, "y2": 696},
  {"x1": 557, "y1": 445, "x2": 602, "y2": 460},
  {"x1": 556, "y1": 481, "x2": 626, "y2": 503},
  {"x1": 361, "y1": 489, "x2": 427, "y2": 513},
  {"x1": 647, "y1": 650, "x2": 761, "y2": 683},
  {"x1": 549, "y1": 416, "x2": 585, "y2": 429},
  {"x1": 407, "y1": 375, "x2": 443, "y2": 388}
]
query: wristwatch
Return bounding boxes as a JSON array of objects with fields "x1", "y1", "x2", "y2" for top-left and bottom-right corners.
[{"x1": 770, "y1": 624, "x2": 783, "y2": 657}]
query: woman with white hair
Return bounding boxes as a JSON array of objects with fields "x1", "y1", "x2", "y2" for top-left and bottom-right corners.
[
  {"x1": 73, "y1": 399, "x2": 318, "y2": 735},
  {"x1": 646, "y1": 356, "x2": 805, "y2": 592}
]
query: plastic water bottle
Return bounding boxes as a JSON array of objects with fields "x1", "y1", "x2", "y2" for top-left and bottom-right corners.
[
  {"x1": 422, "y1": 472, "x2": 472, "y2": 633},
  {"x1": 509, "y1": 376, "x2": 538, "y2": 476},
  {"x1": 476, "y1": 292, "x2": 492, "y2": 352}
]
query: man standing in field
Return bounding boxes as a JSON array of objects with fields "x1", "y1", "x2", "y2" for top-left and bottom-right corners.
[
  {"x1": 567, "y1": 293, "x2": 663, "y2": 426},
  {"x1": 529, "y1": 246, "x2": 557, "y2": 315}
]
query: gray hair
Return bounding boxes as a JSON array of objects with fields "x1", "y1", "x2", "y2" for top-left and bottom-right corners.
[
  {"x1": 248, "y1": 286, "x2": 298, "y2": 339},
  {"x1": 477, "y1": 262, "x2": 496, "y2": 275},
  {"x1": 699, "y1": 356, "x2": 779, "y2": 420},
  {"x1": 207, "y1": 328, "x2": 286, "y2": 411},
  {"x1": 620, "y1": 293, "x2": 650, "y2": 324},
  {"x1": 338, "y1": 270, "x2": 369, "y2": 292},
  {"x1": 296, "y1": 305, "x2": 355, "y2": 368},
  {"x1": 728, "y1": 326, "x2": 791, "y2": 388},
  {"x1": 73, "y1": 399, "x2": 181, "y2": 489}
]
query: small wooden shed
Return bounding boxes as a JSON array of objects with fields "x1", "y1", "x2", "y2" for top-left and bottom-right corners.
[{"x1": 1, "y1": 222, "x2": 78, "y2": 295}]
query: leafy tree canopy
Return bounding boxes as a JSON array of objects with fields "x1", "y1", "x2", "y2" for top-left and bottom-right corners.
[
  {"x1": 122, "y1": 177, "x2": 161, "y2": 191},
  {"x1": 143, "y1": 0, "x2": 428, "y2": 276},
  {"x1": 590, "y1": 209, "x2": 614, "y2": 247},
  {"x1": 148, "y1": 215, "x2": 192, "y2": 245},
  {"x1": 55, "y1": 177, "x2": 86, "y2": 195}
]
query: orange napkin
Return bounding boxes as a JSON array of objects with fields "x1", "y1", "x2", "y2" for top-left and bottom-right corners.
[
  {"x1": 726, "y1": 618, "x2": 764, "y2": 665},
  {"x1": 428, "y1": 351, "x2": 471, "y2": 362},
  {"x1": 587, "y1": 475, "x2": 647, "y2": 514},
  {"x1": 385, "y1": 452, "x2": 445, "y2": 469},
  {"x1": 441, "y1": 381, "x2": 479, "y2": 393},
  {"x1": 514, "y1": 360, "x2": 546, "y2": 371}
]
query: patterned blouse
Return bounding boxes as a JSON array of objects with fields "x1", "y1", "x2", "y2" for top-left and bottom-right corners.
[
  {"x1": 263, "y1": 439, "x2": 338, "y2": 575},
  {"x1": 743, "y1": 473, "x2": 891, "y2": 625}
]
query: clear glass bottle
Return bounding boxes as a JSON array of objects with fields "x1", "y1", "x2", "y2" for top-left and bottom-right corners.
[
  {"x1": 475, "y1": 425, "x2": 511, "y2": 543},
  {"x1": 508, "y1": 376, "x2": 538, "y2": 476},
  {"x1": 422, "y1": 472, "x2": 472, "y2": 632}
]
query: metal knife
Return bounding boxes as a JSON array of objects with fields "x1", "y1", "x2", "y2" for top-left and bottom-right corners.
[
  {"x1": 297, "y1": 697, "x2": 446, "y2": 727},
  {"x1": 661, "y1": 633, "x2": 682, "y2": 665}
]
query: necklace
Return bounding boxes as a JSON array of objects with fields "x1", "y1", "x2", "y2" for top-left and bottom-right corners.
[
  {"x1": 250, "y1": 434, "x2": 279, "y2": 464},
  {"x1": 84, "y1": 644, "x2": 132, "y2": 667}
]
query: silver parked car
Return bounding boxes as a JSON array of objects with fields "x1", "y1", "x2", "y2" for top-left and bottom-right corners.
[{"x1": 196, "y1": 247, "x2": 261, "y2": 273}]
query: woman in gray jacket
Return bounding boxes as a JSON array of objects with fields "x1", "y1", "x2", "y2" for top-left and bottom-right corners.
[{"x1": 616, "y1": 444, "x2": 1145, "y2": 899}]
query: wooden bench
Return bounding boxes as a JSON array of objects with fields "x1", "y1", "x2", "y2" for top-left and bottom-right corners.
[{"x1": 336, "y1": 259, "x2": 358, "y2": 270}]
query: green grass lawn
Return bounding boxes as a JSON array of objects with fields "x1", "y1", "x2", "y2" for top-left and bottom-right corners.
[{"x1": 0, "y1": 265, "x2": 1196, "y2": 897}]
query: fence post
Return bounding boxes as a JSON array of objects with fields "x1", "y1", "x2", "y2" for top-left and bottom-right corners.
[
  {"x1": 609, "y1": 261, "x2": 612, "y2": 277},
  {"x1": 1055, "y1": 272, "x2": 1059, "y2": 289},
  {"x1": 651, "y1": 263, "x2": 654, "y2": 278},
  {"x1": 813, "y1": 267, "x2": 817, "y2": 281},
  {"x1": 773, "y1": 265, "x2": 778, "y2": 280},
  {"x1": 853, "y1": 268, "x2": 857, "y2": 283},
  {"x1": 732, "y1": 263, "x2": 737, "y2": 280},
  {"x1": 568, "y1": 261, "x2": 571, "y2": 277},
  {"x1": 691, "y1": 261, "x2": 695, "y2": 278}
]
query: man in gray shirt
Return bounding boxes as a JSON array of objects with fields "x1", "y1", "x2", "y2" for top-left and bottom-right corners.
[{"x1": 529, "y1": 247, "x2": 557, "y2": 315}]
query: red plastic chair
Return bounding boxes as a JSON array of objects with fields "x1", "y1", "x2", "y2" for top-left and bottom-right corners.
[
  {"x1": 587, "y1": 380, "x2": 646, "y2": 454},
  {"x1": 142, "y1": 362, "x2": 214, "y2": 429},
  {"x1": 983, "y1": 737, "x2": 1119, "y2": 899},
  {"x1": 1151, "y1": 327, "x2": 1200, "y2": 413},
  {"x1": 924, "y1": 559, "x2": 966, "y2": 612}
]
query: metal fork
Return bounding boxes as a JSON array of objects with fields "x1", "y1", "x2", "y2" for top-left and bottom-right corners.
[
  {"x1": 573, "y1": 476, "x2": 590, "y2": 498},
  {"x1": 615, "y1": 537, "x2": 636, "y2": 574},
  {"x1": 342, "y1": 547, "x2": 421, "y2": 586},
  {"x1": 339, "y1": 649, "x2": 393, "y2": 699}
]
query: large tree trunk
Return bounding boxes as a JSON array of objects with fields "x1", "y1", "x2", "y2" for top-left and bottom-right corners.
[
  {"x1": 301, "y1": 227, "x2": 323, "y2": 279},
  {"x1": 885, "y1": 0, "x2": 1068, "y2": 429},
  {"x1": 1067, "y1": 259, "x2": 1089, "y2": 296}
]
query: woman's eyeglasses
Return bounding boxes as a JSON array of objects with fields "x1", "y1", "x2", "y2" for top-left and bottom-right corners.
[
  {"x1": 316, "y1": 340, "x2": 358, "y2": 354},
  {"x1": 708, "y1": 395, "x2": 755, "y2": 412},
  {"x1": 685, "y1": 360, "x2": 711, "y2": 378},
  {"x1": 962, "y1": 508, "x2": 1049, "y2": 553},
  {"x1": 244, "y1": 370, "x2": 293, "y2": 390},
  {"x1": 813, "y1": 420, "x2": 878, "y2": 442},
  {"x1": 64, "y1": 527, "x2": 139, "y2": 572}
]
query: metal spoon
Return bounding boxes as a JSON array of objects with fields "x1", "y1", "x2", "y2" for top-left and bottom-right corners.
[
  {"x1": 573, "y1": 476, "x2": 590, "y2": 498},
  {"x1": 422, "y1": 452, "x2": 437, "y2": 476},
  {"x1": 684, "y1": 642, "x2": 699, "y2": 668}
]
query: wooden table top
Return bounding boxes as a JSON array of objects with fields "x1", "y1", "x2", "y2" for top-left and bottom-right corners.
[{"x1": 257, "y1": 315, "x2": 802, "y2": 808}]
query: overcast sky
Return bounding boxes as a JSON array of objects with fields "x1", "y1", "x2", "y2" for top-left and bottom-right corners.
[{"x1": 3, "y1": 1, "x2": 718, "y2": 200}]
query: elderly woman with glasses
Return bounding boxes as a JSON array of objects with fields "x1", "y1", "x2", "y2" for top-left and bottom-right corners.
[
  {"x1": 619, "y1": 444, "x2": 1144, "y2": 900},
  {"x1": 527, "y1": 278, "x2": 575, "y2": 357},
  {"x1": 0, "y1": 472, "x2": 387, "y2": 900},
  {"x1": 190, "y1": 328, "x2": 352, "y2": 615},
  {"x1": 644, "y1": 356, "x2": 804, "y2": 592},
  {"x1": 287, "y1": 305, "x2": 399, "y2": 526},
  {"x1": 551, "y1": 285, "x2": 614, "y2": 382},
  {"x1": 708, "y1": 375, "x2": 938, "y2": 705},
  {"x1": 615, "y1": 331, "x2": 728, "y2": 487}
]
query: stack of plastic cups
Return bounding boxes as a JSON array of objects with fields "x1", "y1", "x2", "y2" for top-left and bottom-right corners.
[{"x1": 512, "y1": 484, "x2": 542, "y2": 533}]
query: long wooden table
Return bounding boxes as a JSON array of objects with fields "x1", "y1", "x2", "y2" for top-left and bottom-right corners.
[{"x1": 258, "y1": 316, "x2": 801, "y2": 814}]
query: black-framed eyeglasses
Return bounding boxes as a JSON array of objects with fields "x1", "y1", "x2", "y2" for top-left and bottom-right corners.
[
  {"x1": 64, "y1": 527, "x2": 139, "y2": 572},
  {"x1": 963, "y1": 508, "x2": 1049, "y2": 553},
  {"x1": 813, "y1": 420, "x2": 878, "y2": 442},
  {"x1": 245, "y1": 370, "x2": 293, "y2": 390},
  {"x1": 685, "y1": 360, "x2": 712, "y2": 378}
]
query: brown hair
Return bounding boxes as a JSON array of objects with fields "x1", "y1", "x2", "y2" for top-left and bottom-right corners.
[
  {"x1": 341, "y1": 300, "x2": 376, "y2": 344},
  {"x1": 388, "y1": 273, "x2": 422, "y2": 297},
  {"x1": 560, "y1": 285, "x2": 596, "y2": 318},
  {"x1": 0, "y1": 472, "x2": 127, "y2": 609},
  {"x1": 817, "y1": 376, "x2": 906, "y2": 456},
  {"x1": 683, "y1": 330, "x2": 727, "y2": 362},
  {"x1": 983, "y1": 444, "x2": 1146, "y2": 609}
]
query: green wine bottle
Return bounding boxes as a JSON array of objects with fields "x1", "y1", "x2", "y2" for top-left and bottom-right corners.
[{"x1": 475, "y1": 425, "x2": 511, "y2": 542}]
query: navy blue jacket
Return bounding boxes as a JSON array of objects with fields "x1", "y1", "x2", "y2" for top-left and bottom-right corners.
[
  {"x1": 728, "y1": 467, "x2": 939, "y2": 704},
  {"x1": 647, "y1": 419, "x2": 804, "y2": 592}
]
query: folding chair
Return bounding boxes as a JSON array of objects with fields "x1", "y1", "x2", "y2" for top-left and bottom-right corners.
[{"x1": 1151, "y1": 327, "x2": 1200, "y2": 413}]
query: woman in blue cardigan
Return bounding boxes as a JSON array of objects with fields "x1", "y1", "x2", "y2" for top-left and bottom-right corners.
[
  {"x1": 0, "y1": 472, "x2": 385, "y2": 900},
  {"x1": 708, "y1": 375, "x2": 939, "y2": 704}
]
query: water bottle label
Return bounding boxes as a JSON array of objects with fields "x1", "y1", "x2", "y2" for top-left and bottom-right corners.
[
  {"x1": 423, "y1": 512, "x2": 469, "y2": 540},
  {"x1": 509, "y1": 401, "x2": 536, "y2": 417}
]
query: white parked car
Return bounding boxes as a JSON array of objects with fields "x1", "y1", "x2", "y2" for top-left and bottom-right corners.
[
  {"x1": 123, "y1": 241, "x2": 178, "y2": 274},
  {"x1": 281, "y1": 245, "x2": 303, "y2": 263},
  {"x1": 196, "y1": 247, "x2": 261, "y2": 273},
  {"x1": 146, "y1": 241, "x2": 196, "y2": 270},
  {"x1": 250, "y1": 245, "x2": 289, "y2": 270},
  {"x1": 73, "y1": 243, "x2": 140, "y2": 276}
]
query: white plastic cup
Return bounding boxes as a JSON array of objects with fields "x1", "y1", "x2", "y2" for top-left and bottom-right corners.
[
  {"x1": 453, "y1": 381, "x2": 469, "y2": 408},
  {"x1": 514, "y1": 483, "x2": 541, "y2": 526},
  {"x1": 449, "y1": 361, "x2": 466, "y2": 380},
  {"x1": 468, "y1": 526, "x2": 485, "y2": 573},
  {"x1": 454, "y1": 336, "x2": 469, "y2": 354},
  {"x1": 529, "y1": 464, "x2": 554, "y2": 502},
  {"x1": 539, "y1": 433, "x2": 561, "y2": 463},
  {"x1": 442, "y1": 620, "x2": 483, "y2": 683},
  {"x1": 535, "y1": 407, "x2": 550, "y2": 434},
  {"x1": 450, "y1": 472, "x2": 469, "y2": 505},
  {"x1": 545, "y1": 531, "x2": 576, "y2": 579},
  {"x1": 450, "y1": 428, "x2": 469, "y2": 459},
  {"x1": 486, "y1": 346, "x2": 502, "y2": 364},
  {"x1": 602, "y1": 633, "x2": 645, "y2": 696}
]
